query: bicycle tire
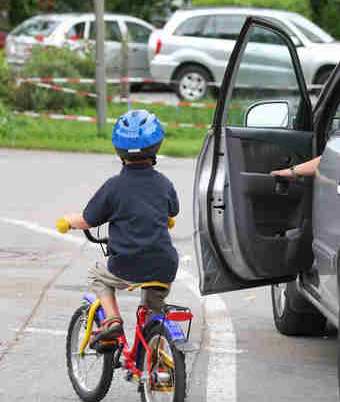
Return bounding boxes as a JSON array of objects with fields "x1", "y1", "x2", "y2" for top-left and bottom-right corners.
[
  {"x1": 140, "y1": 324, "x2": 186, "y2": 402},
  {"x1": 66, "y1": 306, "x2": 115, "y2": 402}
]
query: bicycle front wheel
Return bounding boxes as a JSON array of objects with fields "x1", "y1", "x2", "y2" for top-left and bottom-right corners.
[
  {"x1": 140, "y1": 324, "x2": 186, "y2": 402},
  {"x1": 66, "y1": 306, "x2": 115, "y2": 402}
]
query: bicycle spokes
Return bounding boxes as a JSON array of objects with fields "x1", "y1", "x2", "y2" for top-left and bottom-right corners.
[{"x1": 143, "y1": 334, "x2": 176, "y2": 401}]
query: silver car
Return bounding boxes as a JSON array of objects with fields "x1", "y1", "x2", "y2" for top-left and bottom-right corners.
[
  {"x1": 6, "y1": 13, "x2": 154, "y2": 78},
  {"x1": 149, "y1": 7, "x2": 339, "y2": 100},
  {"x1": 194, "y1": 15, "x2": 340, "y2": 391}
]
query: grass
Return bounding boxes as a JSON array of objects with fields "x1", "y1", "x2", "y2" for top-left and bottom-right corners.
[
  {"x1": 0, "y1": 102, "x2": 211, "y2": 157},
  {"x1": 0, "y1": 83, "x2": 247, "y2": 157}
]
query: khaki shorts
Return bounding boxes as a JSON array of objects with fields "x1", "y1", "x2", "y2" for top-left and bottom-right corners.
[{"x1": 88, "y1": 262, "x2": 170, "y2": 313}]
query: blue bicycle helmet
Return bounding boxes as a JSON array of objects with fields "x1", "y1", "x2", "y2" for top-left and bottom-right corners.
[{"x1": 112, "y1": 109, "x2": 164, "y2": 162}]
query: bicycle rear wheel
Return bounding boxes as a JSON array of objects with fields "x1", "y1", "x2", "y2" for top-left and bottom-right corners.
[
  {"x1": 140, "y1": 324, "x2": 186, "y2": 402},
  {"x1": 66, "y1": 306, "x2": 115, "y2": 402}
]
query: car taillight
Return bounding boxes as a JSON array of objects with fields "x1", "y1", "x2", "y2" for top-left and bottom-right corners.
[
  {"x1": 155, "y1": 38, "x2": 162, "y2": 55},
  {"x1": 35, "y1": 34, "x2": 45, "y2": 42}
]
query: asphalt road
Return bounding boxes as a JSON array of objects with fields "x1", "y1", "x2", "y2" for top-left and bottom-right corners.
[{"x1": 0, "y1": 149, "x2": 338, "y2": 401}]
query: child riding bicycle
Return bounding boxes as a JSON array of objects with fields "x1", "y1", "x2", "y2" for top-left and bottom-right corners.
[{"x1": 58, "y1": 109, "x2": 179, "y2": 346}]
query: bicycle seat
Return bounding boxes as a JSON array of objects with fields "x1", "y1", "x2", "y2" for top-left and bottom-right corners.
[{"x1": 128, "y1": 281, "x2": 170, "y2": 291}]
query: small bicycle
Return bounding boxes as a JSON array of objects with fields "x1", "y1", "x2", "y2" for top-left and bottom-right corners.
[{"x1": 58, "y1": 222, "x2": 193, "y2": 402}]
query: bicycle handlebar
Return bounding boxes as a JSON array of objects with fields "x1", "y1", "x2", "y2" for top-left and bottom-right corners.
[
  {"x1": 56, "y1": 216, "x2": 175, "y2": 246},
  {"x1": 83, "y1": 229, "x2": 108, "y2": 245}
]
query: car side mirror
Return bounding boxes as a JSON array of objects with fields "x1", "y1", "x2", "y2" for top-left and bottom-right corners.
[{"x1": 245, "y1": 101, "x2": 290, "y2": 128}]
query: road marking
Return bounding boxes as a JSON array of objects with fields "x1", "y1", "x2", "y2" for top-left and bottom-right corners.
[
  {"x1": 0, "y1": 217, "x2": 86, "y2": 246},
  {"x1": 1, "y1": 219, "x2": 237, "y2": 402},
  {"x1": 12, "y1": 327, "x2": 67, "y2": 336},
  {"x1": 178, "y1": 257, "x2": 237, "y2": 402}
]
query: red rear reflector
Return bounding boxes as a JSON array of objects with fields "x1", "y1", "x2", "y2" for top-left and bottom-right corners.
[
  {"x1": 155, "y1": 38, "x2": 162, "y2": 55},
  {"x1": 35, "y1": 34, "x2": 45, "y2": 42},
  {"x1": 166, "y1": 311, "x2": 193, "y2": 321}
]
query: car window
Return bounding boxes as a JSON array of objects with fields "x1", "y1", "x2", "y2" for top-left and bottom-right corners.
[
  {"x1": 126, "y1": 22, "x2": 151, "y2": 43},
  {"x1": 289, "y1": 17, "x2": 334, "y2": 43},
  {"x1": 89, "y1": 21, "x2": 121, "y2": 42},
  {"x1": 66, "y1": 22, "x2": 86, "y2": 40},
  {"x1": 249, "y1": 27, "x2": 285, "y2": 45},
  {"x1": 174, "y1": 15, "x2": 209, "y2": 37},
  {"x1": 202, "y1": 15, "x2": 246, "y2": 40},
  {"x1": 290, "y1": 20, "x2": 324, "y2": 43},
  {"x1": 224, "y1": 25, "x2": 302, "y2": 129},
  {"x1": 11, "y1": 19, "x2": 59, "y2": 37},
  {"x1": 330, "y1": 103, "x2": 340, "y2": 131}
]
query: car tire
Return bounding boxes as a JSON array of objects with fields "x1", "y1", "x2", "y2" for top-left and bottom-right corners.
[
  {"x1": 271, "y1": 281, "x2": 326, "y2": 336},
  {"x1": 174, "y1": 65, "x2": 213, "y2": 101}
]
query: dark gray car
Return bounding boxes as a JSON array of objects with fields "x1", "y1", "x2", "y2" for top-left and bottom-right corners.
[{"x1": 194, "y1": 16, "x2": 340, "y2": 390}]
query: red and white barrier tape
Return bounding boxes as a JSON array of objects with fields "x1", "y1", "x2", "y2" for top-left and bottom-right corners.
[
  {"x1": 18, "y1": 80, "x2": 218, "y2": 109},
  {"x1": 16, "y1": 77, "x2": 323, "y2": 92},
  {"x1": 16, "y1": 76, "x2": 171, "y2": 85},
  {"x1": 15, "y1": 111, "x2": 210, "y2": 130}
]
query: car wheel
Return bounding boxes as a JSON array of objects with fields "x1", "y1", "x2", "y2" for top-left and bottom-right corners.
[
  {"x1": 175, "y1": 65, "x2": 212, "y2": 101},
  {"x1": 271, "y1": 281, "x2": 326, "y2": 336}
]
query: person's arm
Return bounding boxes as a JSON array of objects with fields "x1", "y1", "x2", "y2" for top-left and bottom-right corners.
[
  {"x1": 63, "y1": 213, "x2": 91, "y2": 230},
  {"x1": 168, "y1": 182, "x2": 180, "y2": 217},
  {"x1": 271, "y1": 156, "x2": 321, "y2": 178}
]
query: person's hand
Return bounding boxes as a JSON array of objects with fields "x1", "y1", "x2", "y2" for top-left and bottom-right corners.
[
  {"x1": 270, "y1": 168, "x2": 294, "y2": 178},
  {"x1": 56, "y1": 217, "x2": 71, "y2": 233}
]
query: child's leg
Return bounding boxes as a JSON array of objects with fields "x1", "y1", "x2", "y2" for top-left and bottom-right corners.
[
  {"x1": 88, "y1": 262, "x2": 128, "y2": 340},
  {"x1": 100, "y1": 292, "x2": 121, "y2": 320},
  {"x1": 142, "y1": 285, "x2": 171, "y2": 313}
]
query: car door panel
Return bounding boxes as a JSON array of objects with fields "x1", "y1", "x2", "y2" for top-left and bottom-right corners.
[
  {"x1": 225, "y1": 132, "x2": 313, "y2": 276},
  {"x1": 194, "y1": 131, "x2": 299, "y2": 294},
  {"x1": 194, "y1": 17, "x2": 315, "y2": 295}
]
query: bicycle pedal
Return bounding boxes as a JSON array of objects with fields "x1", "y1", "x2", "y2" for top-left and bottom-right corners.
[
  {"x1": 151, "y1": 384, "x2": 174, "y2": 392},
  {"x1": 93, "y1": 340, "x2": 117, "y2": 354}
]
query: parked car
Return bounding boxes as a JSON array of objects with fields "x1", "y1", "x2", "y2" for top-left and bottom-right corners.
[
  {"x1": 5, "y1": 13, "x2": 154, "y2": 78},
  {"x1": 0, "y1": 31, "x2": 7, "y2": 48},
  {"x1": 194, "y1": 15, "x2": 340, "y2": 390},
  {"x1": 149, "y1": 7, "x2": 339, "y2": 101}
]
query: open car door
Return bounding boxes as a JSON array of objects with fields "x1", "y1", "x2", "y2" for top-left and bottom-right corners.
[{"x1": 193, "y1": 17, "x2": 315, "y2": 295}]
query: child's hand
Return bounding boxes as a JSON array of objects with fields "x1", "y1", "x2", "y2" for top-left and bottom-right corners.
[
  {"x1": 168, "y1": 217, "x2": 175, "y2": 229},
  {"x1": 56, "y1": 218, "x2": 71, "y2": 234}
]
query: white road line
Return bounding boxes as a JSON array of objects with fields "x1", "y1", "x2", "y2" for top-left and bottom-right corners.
[
  {"x1": 2, "y1": 218, "x2": 237, "y2": 402},
  {"x1": 0, "y1": 217, "x2": 86, "y2": 246},
  {"x1": 12, "y1": 327, "x2": 67, "y2": 336},
  {"x1": 178, "y1": 257, "x2": 237, "y2": 401}
]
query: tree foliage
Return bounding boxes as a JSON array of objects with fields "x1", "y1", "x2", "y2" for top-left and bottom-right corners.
[
  {"x1": 317, "y1": 0, "x2": 340, "y2": 39},
  {"x1": 8, "y1": 0, "x2": 39, "y2": 27},
  {"x1": 8, "y1": 0, "x2": 171, "y2": 27},
  {"x1": 192, "y1": 0, "x2": 312, "y2": 18}
]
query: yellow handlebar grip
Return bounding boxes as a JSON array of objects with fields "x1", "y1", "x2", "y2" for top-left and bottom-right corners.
[
  {"x1": 56, "y1": 218, "x2": 71, "y2": 234},
  {"x1": 168, "y1": 217, "x2": 175, "y2": 229}
]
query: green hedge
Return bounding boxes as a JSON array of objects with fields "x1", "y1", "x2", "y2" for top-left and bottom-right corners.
[
  {"x1": 318, "y1": 1, "x2": 340, "y2": 39},
  {"x1": 192, "y1": 0, "x2": 312, "y2": 18},
  {"x1": 0, "y1": 51, "x2": 12, "y2": 105},
  {"x1": 14, "y1": 46, "x2": 96, "y2": 112}
]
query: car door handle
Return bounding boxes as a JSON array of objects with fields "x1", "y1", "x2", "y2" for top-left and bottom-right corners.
[{"x1": 274, "y1": 177, "x2": 290, "y2": 196}]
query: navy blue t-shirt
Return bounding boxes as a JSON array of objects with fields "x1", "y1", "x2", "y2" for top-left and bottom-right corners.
[{"x1": 83, "y1": 164, "x2": 179, "y2": 283}]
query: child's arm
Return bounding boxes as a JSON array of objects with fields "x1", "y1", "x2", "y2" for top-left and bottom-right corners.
[{"x1": 64, "y1": 213, "x2": 91, "y2": 230}]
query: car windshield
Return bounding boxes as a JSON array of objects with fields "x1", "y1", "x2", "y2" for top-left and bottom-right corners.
[
  {"x1": 289, "y1": 16, "x2": 334, "y2": 43},
  {"x1": 11, "y1": 19, "x2": 59, "y2": 37}
]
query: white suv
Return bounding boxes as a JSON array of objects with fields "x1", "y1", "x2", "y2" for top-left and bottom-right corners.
[
  {"x1": 149, "y1": 7, "x2": 340, "y2": 100},
  {"x1": 6, "y1": 13, "x2": 154, "y2": 77}
]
